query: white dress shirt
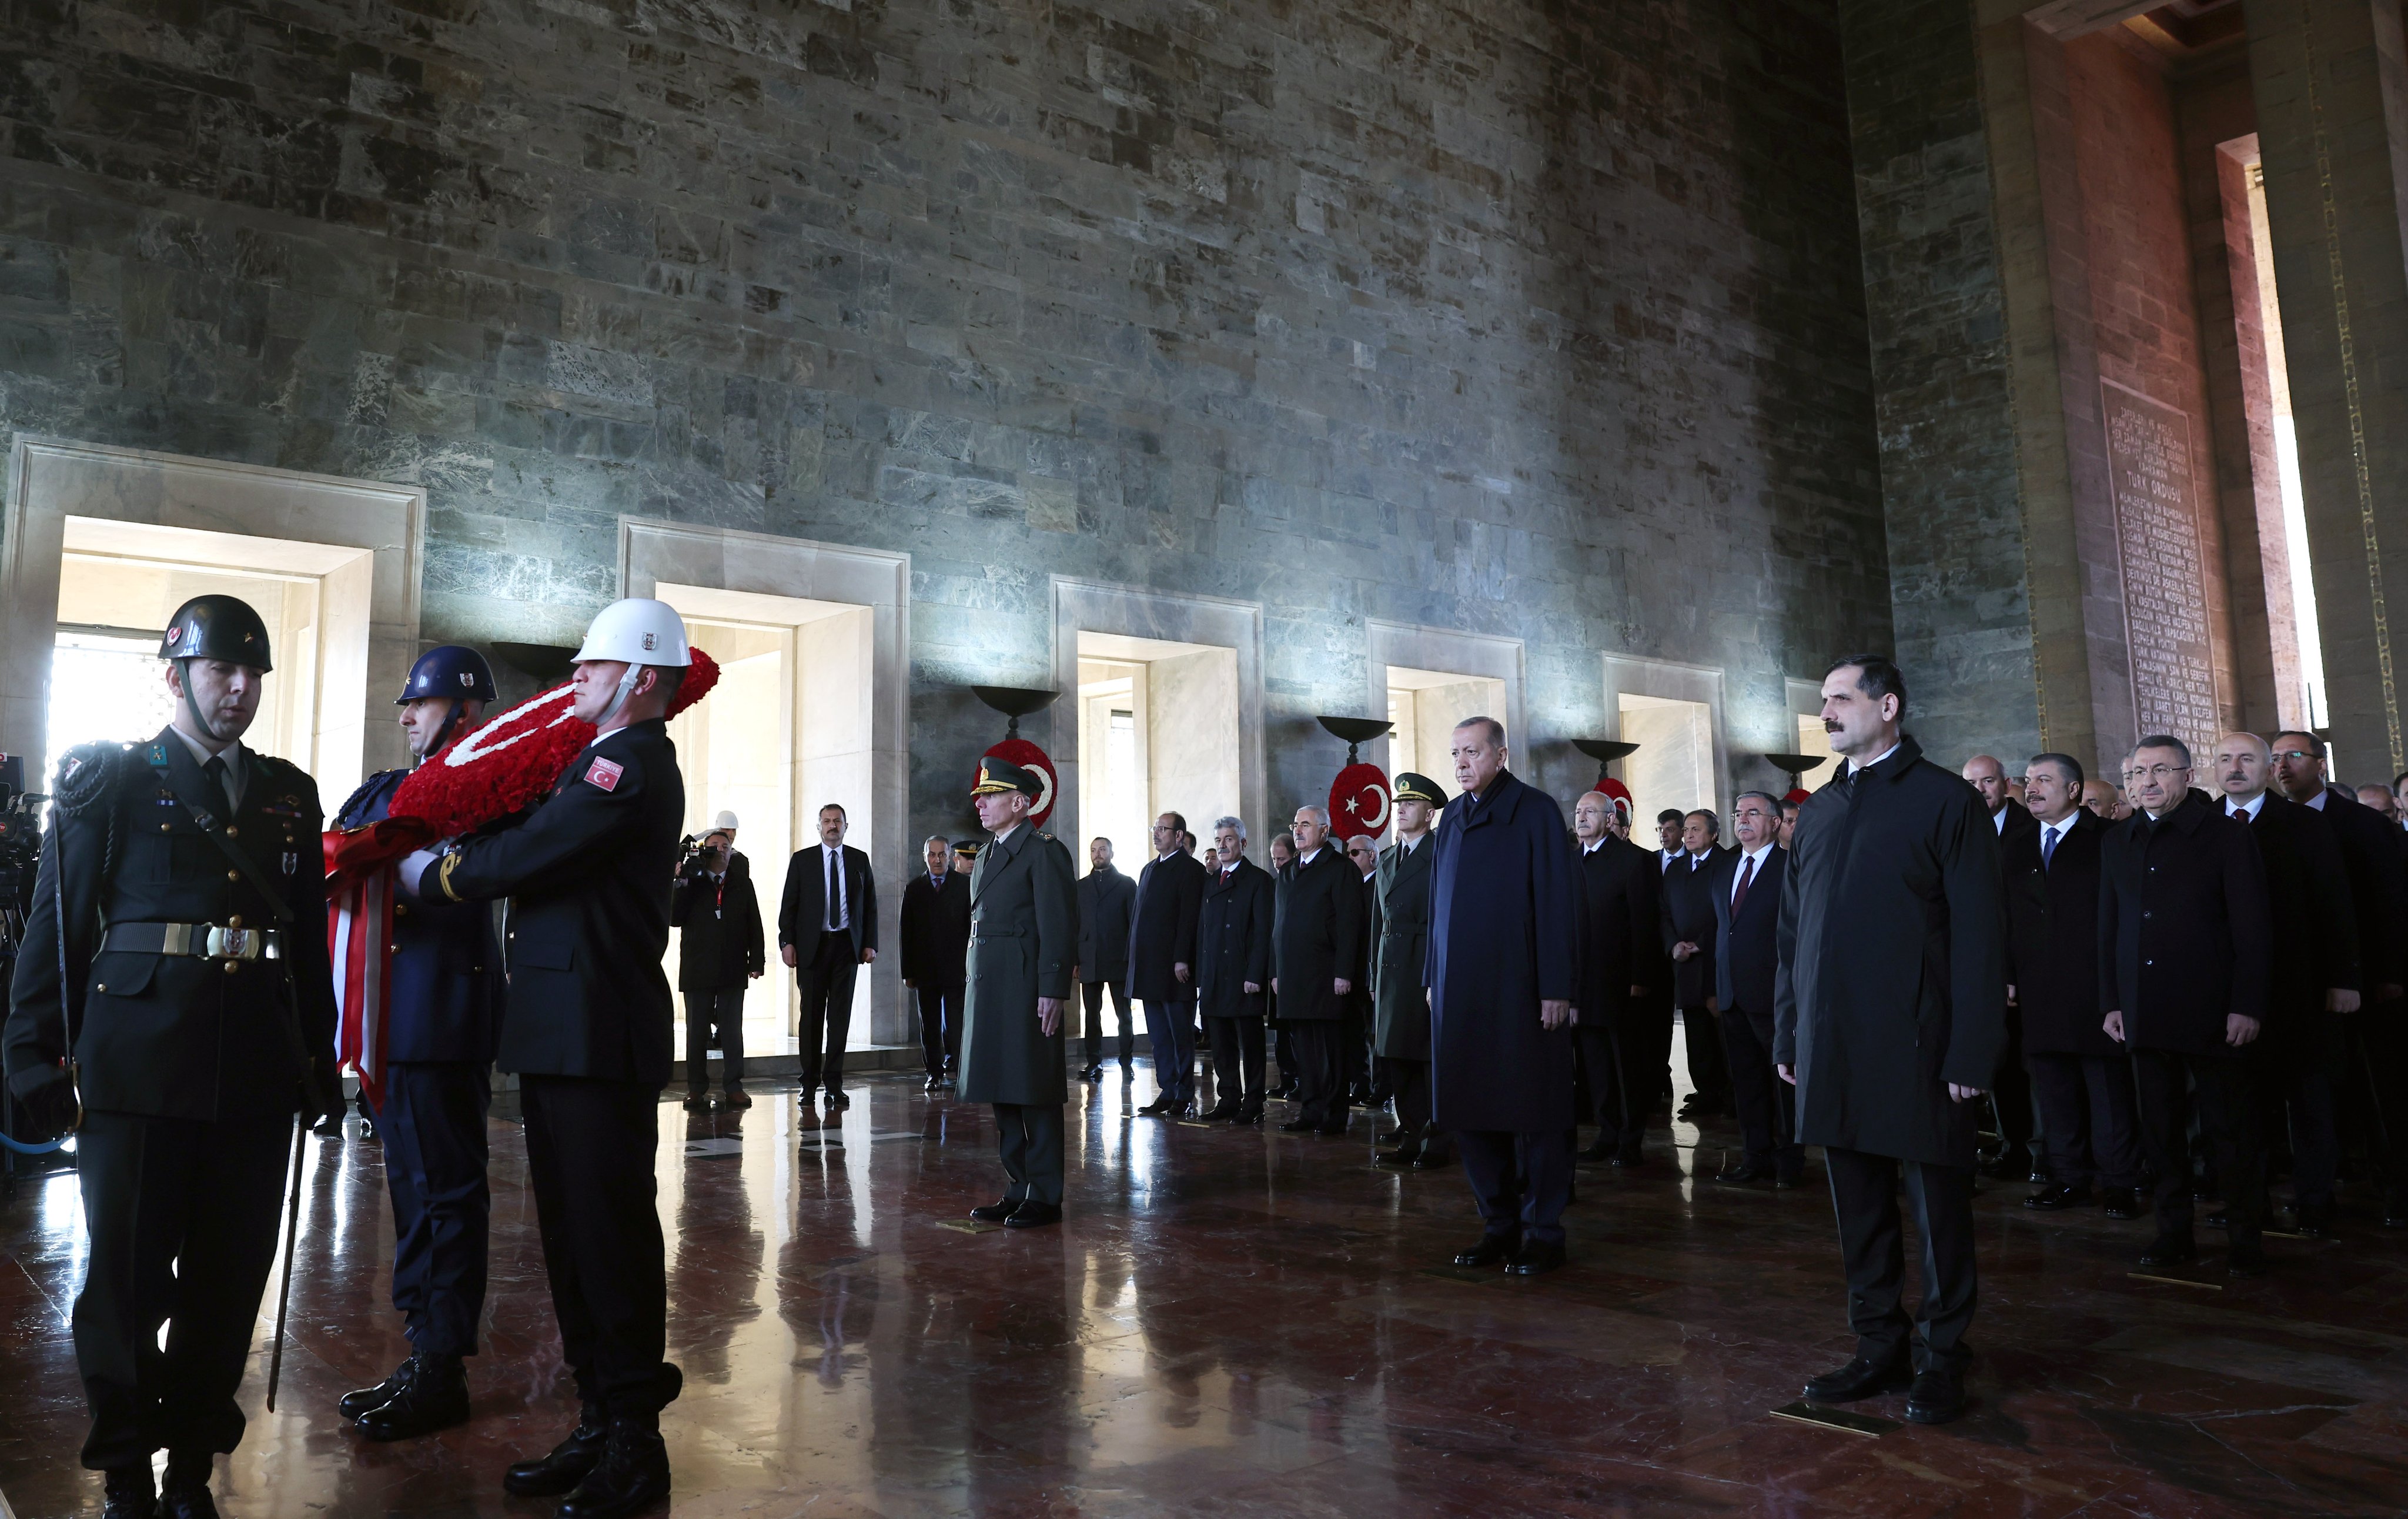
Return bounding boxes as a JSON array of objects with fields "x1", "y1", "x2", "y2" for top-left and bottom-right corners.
[
  {"x1": 169, "y1": 726, "x2": 248, "y2": 809},
  {"x1": 1729, "y1": 842, "x2": 1774, "y2": 903}
]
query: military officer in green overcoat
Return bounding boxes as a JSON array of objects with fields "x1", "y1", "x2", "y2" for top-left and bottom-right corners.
[{"x1": 958, "y1": 757, "x2": 1079, "y2": 1227}]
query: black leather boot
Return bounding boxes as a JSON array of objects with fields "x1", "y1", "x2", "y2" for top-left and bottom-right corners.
[
  {"x1": 503, "y1": 1407, "x2": 610, "y2": 1497},
  {"x1": 359, "y1": 1353, "x2": 470, "y2": 1440},
  {"x1": 557, "y1": 1417, "x2": 672, "y2": 1518},
  {"x1": 157, "y1": 1452, "x2": 218, "y2": 1519},
  {"x1": 100, "y1": 1465, "x2": 154, "y2": 1519},
  {"x1": 339, "y1": 1354, "x2": 421, "y2": 1421}
]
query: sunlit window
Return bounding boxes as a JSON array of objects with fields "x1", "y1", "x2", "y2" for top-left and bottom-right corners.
[{"x1": 47, "y1": 630, "x2": 176, "y2": 776}]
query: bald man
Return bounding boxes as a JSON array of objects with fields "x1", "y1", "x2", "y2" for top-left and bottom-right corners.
[{"x1": 1964, "y1": 753, "x2": 2041, "y2": 1181}]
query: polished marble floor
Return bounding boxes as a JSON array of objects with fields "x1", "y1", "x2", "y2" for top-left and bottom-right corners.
[{"x1": 5, "y1": 1059, "x2": 2408, "y2": 1518}]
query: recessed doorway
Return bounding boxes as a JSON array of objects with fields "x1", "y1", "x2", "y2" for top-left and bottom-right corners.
[
  {"x1": 1074, "y1": 630, "x2": 1241, "y2": 866},
  {"x1": 1385, "y1": 667, "x2": 1509, "y2": 803}
]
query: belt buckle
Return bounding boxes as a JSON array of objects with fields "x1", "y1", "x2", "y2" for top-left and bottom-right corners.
[{"x1": 206, "y1": 926, "x2": 255, "y2": 961}]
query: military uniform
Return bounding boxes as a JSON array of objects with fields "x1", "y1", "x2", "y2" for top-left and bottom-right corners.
[
  {"x1": 335, "y1": 766, "x2": 503, "y2": 1377},
  {"x1": 4, "y1": 727, "x2": 337, "y2": 1474},
  {"x1": 1372, "y1": 792, "x2": 1442, "y2": 1164},
  {"x1": 958, "y1": 759, "x2": 1079, "y2": 1223}
]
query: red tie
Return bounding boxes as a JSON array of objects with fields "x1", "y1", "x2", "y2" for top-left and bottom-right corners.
[{"x1": 1732, "y1": 854, "x2": 1757, "y2": 913}]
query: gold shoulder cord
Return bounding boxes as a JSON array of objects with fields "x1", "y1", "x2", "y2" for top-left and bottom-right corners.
[
  {"x1": 437, "y1": 852, "x2": 465, "y2": 903},
  {"x1": 2302, "y1": 0, "x2": 2403, "y2": 770}
]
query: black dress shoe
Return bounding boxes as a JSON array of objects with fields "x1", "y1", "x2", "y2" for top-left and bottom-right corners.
[
  {"x1": 1452, "y1": 1234, "x2": 1519, "y2": 1268},
  {"x1": 2292, "y1": 1205, "x2": 2335, "y2": 1239},
  {"x1": 1373, "y1": 1147, "x2": 1420, "y2": 1167},
  {"x1": 1507, "y1": 1240, "x2": 1567, "y2": 1276},
  {"x1": 1802, "y1": 1354, "x2": 1911, "y2": 1403},
  {"x1": 723, "y1": 1089, "x2": 751, "y2": 1109},
  {"x1": 1772, "y1": 1172, "x2": 1802, "y2": 1190},
  {"x1": 2022, "y1": 1184, "x2": 2093, "y2": 1211},
  {"x1": 339, "y1": 1354, "x2": 420, "y2": 1420},
  {"x1": 1004, "y1": 1200, "x2": 1062, "y2": 1228},
  {"x1": 557, "y1": 1419, "x2": 671, "y2": 1519},
  {"x1": 2102, "y1": 1187, "x2": 2141, "y2": 1219},
  {"x1": 824, "y1": 1090, "x2": 850, "y2": 1110},
  {"x1": 504, "y1": 1410, "x2": 610, "y2": 1496},
  {"x1": 1902, "y1": 1366, "x2": 1966, "y2": 1424},
  {"x1": 2138, "y1": 1236, "x2": 2199, "y2": 1270},
  {"x1": 1410, "y1": 1152, "x2": 1452, "y2": 1170},
  {"x1": 1278, "y1": 1118, "x2": 1317, "y2": 1133},
  {"x1": 1138, "y1": 1096, "x2": 1177, "y2": 1117},
  {"x1": 1611, "y1": 1146, "x2": 1644, "y2": 1168},
  {"x1": 101, "y1": 1465, "x2": 154, "y2": 1519},
  {"x1": 968, "y1": 1199, "x2": 1017, "y2": 1223},
  {"x1": 1079, "y1": 1063, "x2": 1102, "y2": 1080},
  {"x1": 1233, "y1": 1107, "x2": 1264, "y2": 1126},
  {"x1": 1576, "y1": 1139, "x2": 1615, "y2": 1162},
  {"x1": 1377, "y1": 1127, "x2": 1408, "y2": 1146},
  {"x1": 158, "y1": 1454, "x2": 217, "y2": 1519},
  {"x1": 681, "y1": 1092, "x2": 711, "y2": 1112},
  {"x1": 2226, "y1": 1244, "x2": 2269, "y2": 1278},
  {"x1": 1714, "y1": 1163, "x2": 1772, "y2": 1185},
  {"x1": 359, "y1": 1355, "x2": 470, "y2": 1441}
]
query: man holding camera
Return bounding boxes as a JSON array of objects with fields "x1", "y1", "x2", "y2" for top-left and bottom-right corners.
[
  {"x1": 5, "y1": 595, "x2": 339, "y2": 1519},
  {"x1": 672, "y1": 812, "x2": 765, "y2": 1111}
]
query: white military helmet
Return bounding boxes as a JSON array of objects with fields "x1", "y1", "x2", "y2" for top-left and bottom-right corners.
[
  {"x1": 574, "y1": 597, "x2": 693, "y2": 667},
  {"x1": 712, "y1": 810, "x2": 739, "y2": 832}
]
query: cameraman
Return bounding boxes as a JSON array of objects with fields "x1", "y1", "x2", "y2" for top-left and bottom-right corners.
[
  {"x1": 671, "y1": 812, "x2": 764, "y2": 1109},
  {"x1": 3, "y1": 595, "x2": 337, "y2": 1519}
]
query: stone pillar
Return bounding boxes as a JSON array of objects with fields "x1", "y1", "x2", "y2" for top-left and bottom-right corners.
[{"x1": 2247, "y1": 0, "x2": 2408, "y2": 774}]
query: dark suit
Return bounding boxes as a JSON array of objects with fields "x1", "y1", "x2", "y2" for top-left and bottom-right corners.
[
  {"x1": 429, "y1": 719, "x2": 685, "y2": 1422},
  {"x1": 1660, "y1": 847, "x2": 1731, "y2": 1113},
  {"x1": 1075, "y1": 863, "x2": 1138, "y2": 1068},
  {"x1": 1711, "y1": 844, "x2": 1799, "y2": 1179},
  {"x1": 778, "y1": 840, "x2": 878, "y2": 1096},
  {"x1": 338, "y1": 768, "x2": 504, "y2": 1361},
  {"x1": 1984, "y1": 801, "x2": 2042, "y2": 1171},
  {"x1": 2310, "y1": 784, "x2": 2408, "y2": 1214},
  {"x1": 2098, "y1": 789, "x2": 2272, "y2": 1251},
  {"x1": 1128, "y1": 850, "x2": 1207, "y2": 1104},
  {"x1": 899, "y1": 868, "x2": 971, "y2": 1077},
  {"x1": 1273, "y1": 845, "x2": 1366, "y2": 1128},
  {"x1": 1197, "y1": 857, "x2": 1275, "y2": 1114},
  {"x1": 671, "y1": 850, "x2": 765, "y2": 1096},
  {"x1": 2004, "y1": 809, "x2": 2139, "y2": 1191},
  {"x1": 6, "y1": 730, "x2": 338, "y2": 1469},
  {"x1": 2230, "y1": 792, "x2": 2357, "y2": 1214},
  {"x1": 1570, "y1": 837, "x2": 1660, "y2": 1156}
]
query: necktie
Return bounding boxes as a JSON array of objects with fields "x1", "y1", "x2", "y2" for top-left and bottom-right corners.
[
  {"x1": 202, "y1": 754, "x2": 233, "y2": 819},
  {"x1": 2042, "y1": 825, "x2": 2059, "y2": 867},
  {"x1": 1732, "y1": 854, "x2": 1756, "y2": 913},
  {"x1": 931, "y1": 874, "x2": 944, "y2": 892},
  {"x1": 825, "y1": 847, "x2": 842, "y2": 932}
]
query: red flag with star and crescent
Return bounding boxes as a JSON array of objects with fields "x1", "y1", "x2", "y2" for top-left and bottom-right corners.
[{"x1": 1329, "y1": 762, "x2": 1391, "y2": 841}]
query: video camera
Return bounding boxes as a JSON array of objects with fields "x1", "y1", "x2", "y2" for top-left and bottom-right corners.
[
  {"x1": 676, "y1": 830, "x2": 731, "y2": 876},
  {"x1": 0, "y1": 754, "x2": 45, "y2": 946}
]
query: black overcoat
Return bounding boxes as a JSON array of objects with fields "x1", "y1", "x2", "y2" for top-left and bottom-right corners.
[
  {"x1": 2313, "y1": 784, "x2": 2403, "y2": 993},
  {"x1": 1659, "y1": 849, "x2": 1725, "y2": 1007},
  {"x1": 1426, "y1": 771, "x2": 1578, "y2": 1132},
  {"x1": 2002, "y1": 809, "x2": 2116, "y2": 1056},
  {"x1": 957, "y1": 824, "x2": 1078, "y2": 1106},
  {"x1": 1372, "y1": 836, "x2": 1436, "y2": 1060},
  {"x1": 2097, "y1": 789, "x2": 2271, "y2": 1054},
  {"x1": 898, "y1": 868, "x2": 972, "y2": 989},
  {"x1": 2238, "y1": 793, "x2": 2357, "y2": 1031},
  {"x1": 1570, "y1": 837, "x2": 1660, "y2": 1031},
  {"x1": 1271, "y1": 846, "x2": 1362, "y2": 1023},
  {"x1": 671, "y1": 851, "x2": 767, "y2": 991},
  {"x1": 1126, "y1": 850, "x2": 1206, "y2": 1003},
  {"x1": 1075, "y1": 864, "x2": 1136, "y2": 983},
  {"x1": 1774, "y1": 737, "x2": 2007, "y2": 1166},
  {"x1": 1196, "y1": 857, "x2": 1273, "y2": 1019}
]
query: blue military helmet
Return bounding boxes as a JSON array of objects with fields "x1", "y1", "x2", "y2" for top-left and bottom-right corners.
[{"x1": 396, "y1": 645, "x2": 498, "y2": 706}]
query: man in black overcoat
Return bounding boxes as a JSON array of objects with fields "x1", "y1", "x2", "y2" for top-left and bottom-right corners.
[
  {"x1": 2273, "y1": 730, "x2": 2408, "y2": 1227},
  {"x1": 1965, "y1": 753, "x2": 2042, "y2": 1179},
  {"x1": 2101, "y1": 736, "x2": 2274, "y2": 1277},
  {"x1": 1373, "y1": 775, "x2": 1447, "y2": 1166},
  {"x1": 417, "y1": 597, "x2": 692, "y2": 1511},
  {"x1": 1073, "y1": 836, "x2": 1138, "y2": 1080},
  {"x1": 672, "y1": 813, "x2": 765, "y2": 1111},
  {"x1": 1272, "y1": 805, "x2": 1364, "y2": 1134},
  {"x1": 2004, "y1": 755, "x2": 2141, "y2": 1216},
  {"x1": 899, "y1": 834, "x2": 972, "y2": 1091},
  {"x1": 2215, "y1": 732, "x2": 2357, "y2": 1237},
  {"x1": 1346, "y1": 833, "x2": 1382, "y2": 1105},
  {"x1": 1775, "y1": 656, "x2": 2004, "y2": 1426},
  {"x1": 1711, "y1": 790, "x2": 1797, "y2": 1186},
  {"x1": 1661, "y1": 809, "x2": 1730, "y2": 1120},
  {"x1": 1196, "y1": 817, "x2": 1275, "y2": 1121},
  {"x1": 1426, "y1": 719, "x2": 1579, "y2": 1276},
  {"x1": 778, "y1": 803, "x2": 878, "y2": 1110},
  {"x1": 1129, "y1": 813, "x2": 1208, "y2": 1117},
  {"x1": 1570, "y1": 789, "x2": 1659, "y2": 1166}
]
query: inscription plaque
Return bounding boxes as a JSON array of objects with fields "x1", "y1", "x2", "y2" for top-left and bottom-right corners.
[{"x1": 2103, "y1": 382, "x2": 2219, "y2": 752}]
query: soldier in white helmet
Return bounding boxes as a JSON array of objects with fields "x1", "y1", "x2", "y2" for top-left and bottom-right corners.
[{"x1": 409, "y1": 597, "x2": 689, "y2": 1517}]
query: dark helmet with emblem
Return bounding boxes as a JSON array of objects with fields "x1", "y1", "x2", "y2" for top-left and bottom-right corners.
[
  {"x1": 159, "y1": 595, "x2": 273, "y2": 672},
  {"x1": 397, "y1": 645, "x2": 498, "y2": 705}
]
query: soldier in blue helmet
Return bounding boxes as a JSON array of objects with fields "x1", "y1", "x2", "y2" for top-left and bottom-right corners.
[{"x1": 328, "y1": 645, "x2": 504, "y2": 1442}]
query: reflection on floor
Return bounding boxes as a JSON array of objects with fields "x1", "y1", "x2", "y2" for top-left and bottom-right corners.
[{"x1": 5, "y1": 1067, "x2": 2408, "y2": 1517}]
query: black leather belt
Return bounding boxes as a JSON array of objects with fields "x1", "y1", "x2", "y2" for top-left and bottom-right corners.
[{"x1": 103, "y1": 922, "x2": 285, "y2": 961}]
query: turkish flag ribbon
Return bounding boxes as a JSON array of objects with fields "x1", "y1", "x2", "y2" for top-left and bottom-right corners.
[{"x1": 329, "y1": 857, "x2": 396, "y2": 1113}]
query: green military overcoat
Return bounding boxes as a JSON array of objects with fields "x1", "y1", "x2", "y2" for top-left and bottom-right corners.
[
  {"x1": 956, "y1": 820, "x2": 1079, "y2": 1106},
  {"x1": 1371, "y1": 834, "x2": 1436, "y2": 1060}
]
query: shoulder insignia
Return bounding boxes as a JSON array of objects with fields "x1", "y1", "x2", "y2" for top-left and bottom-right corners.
[
  {"x1": 587, "y1": 756, "x2": 624, "y2": 792},
  {"x1": 56, "y1": 741, "x2": 132, "y2": 817}
]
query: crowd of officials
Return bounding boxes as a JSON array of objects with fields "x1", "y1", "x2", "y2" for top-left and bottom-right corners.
[{"x1": 9, "y1": 597, "x2": 2408, "y2": 1518}]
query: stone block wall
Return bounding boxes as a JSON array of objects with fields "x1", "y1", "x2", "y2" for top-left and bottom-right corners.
[{"x1": 0, "y1": 0, "x2": 1887, "y2": 846}]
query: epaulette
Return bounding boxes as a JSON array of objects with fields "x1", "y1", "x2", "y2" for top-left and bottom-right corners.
[{"x1": 53, "y1": 741, "x2": 136, "y2": 817}]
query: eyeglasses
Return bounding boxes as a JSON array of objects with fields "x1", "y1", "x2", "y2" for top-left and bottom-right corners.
[
  {"x1": 2124, "y1": 763, "x2": 2191, "y2": 781},
  {"x1": 2272, "y1": 749, "x2": 2318, "y2": 763}
]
